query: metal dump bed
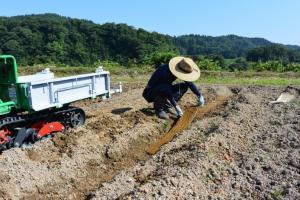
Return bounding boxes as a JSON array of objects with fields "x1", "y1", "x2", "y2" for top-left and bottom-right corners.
[{"x1": 18, "y1": 68, "x2": 110, "y2": 111}]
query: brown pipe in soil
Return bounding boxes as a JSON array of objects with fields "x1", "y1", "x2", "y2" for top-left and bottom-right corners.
[{"x1": 146, "y1": 95, "x2": 230, "y2": 155}]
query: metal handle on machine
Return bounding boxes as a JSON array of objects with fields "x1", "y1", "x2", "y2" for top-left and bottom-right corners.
[{"x1": 110, "y1": 82, "x2": 122, "y2": 94}]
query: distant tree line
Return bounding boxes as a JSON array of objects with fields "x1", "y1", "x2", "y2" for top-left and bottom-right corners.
[
  {"x1": 0, "y1": 14, "x2": 300, "y2": 72},
  {"x1": 0, "y1": 14, "x2": 176, "y2": 65},
  {"x1": 246, "y1": 44, "x2": 300, "y2": 63},
  {"x1": 173, "y1": 34, "x2": 272, "y2": 58}
]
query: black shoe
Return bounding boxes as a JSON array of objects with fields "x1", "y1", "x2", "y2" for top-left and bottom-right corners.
[
  {"x1": 154, "y1": 97, "x2": 169, "y2": 119},
  {"x1": 163, "y1": 100, "x2": 173, "y2": 113}
]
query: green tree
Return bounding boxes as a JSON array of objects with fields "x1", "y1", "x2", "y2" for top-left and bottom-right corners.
[
  {"x1": 149, "y1": 52, "x2": 177, "y2": 68},
  {"x1": 229, "y1": 58, "x2": 249, "y2": 71},
  {"x1": 197, "y1": 58, "x2": 221, "y2": 71}
]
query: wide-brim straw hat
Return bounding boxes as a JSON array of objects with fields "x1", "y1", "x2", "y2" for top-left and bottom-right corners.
[{"x1": 169, "y1": 56, "x2": 200, "y2": 82}]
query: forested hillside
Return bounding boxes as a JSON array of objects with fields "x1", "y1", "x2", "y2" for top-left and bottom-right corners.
[
  {"x1": 0, "y1": 14, "x2": 176, "y2": 65},
  {"x1": 0, "y1": 13, "x2": 300, "y2": 68},
  {"x1": 173, "y1": 34, "x2": 272, "y2": 58}
]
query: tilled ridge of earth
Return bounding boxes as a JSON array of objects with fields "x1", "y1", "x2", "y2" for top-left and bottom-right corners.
[
  {"x1": 90, "y1": 86, "x2": 300, "y2": 200},
  {"x1": 0, "y1": 85, "x2": 299, "y2": 200}
]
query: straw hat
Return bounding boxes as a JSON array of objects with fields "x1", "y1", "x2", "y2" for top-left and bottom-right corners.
[{"x1": 169, "y1": 56, "x2": 200, "y2": 81}]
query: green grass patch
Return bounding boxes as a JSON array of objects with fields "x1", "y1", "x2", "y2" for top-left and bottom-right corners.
[
  {"x1": 113, "y1": 73, "x2": 300, "y2": 86},
  {"x1": 199, "y1": 76, "x2": 300, "y2": 86},
  {"x1": 273, "y1": 186, "x2": 285, "y2": 200}
]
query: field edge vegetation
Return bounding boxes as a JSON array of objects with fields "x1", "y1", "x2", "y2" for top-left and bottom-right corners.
[{"x1": 19, "y1": 64, "x2": 300, "y2": 87}]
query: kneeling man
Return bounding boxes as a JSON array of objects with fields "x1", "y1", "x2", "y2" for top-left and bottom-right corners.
[{"x1": 143, "y1": 56, "x2": 205, "y2": 119}]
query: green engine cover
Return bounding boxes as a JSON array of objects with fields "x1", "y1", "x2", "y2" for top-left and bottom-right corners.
[{"x1": 0, "y1": 55, "x2": 19, "y2": 115}]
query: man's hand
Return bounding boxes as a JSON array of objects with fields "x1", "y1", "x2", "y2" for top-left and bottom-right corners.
[
  {"x1": 175, "y1": 105, "x2": 183, "y2": 117},
  {"x1": 198, "y1": 95, "x2": 205, "y2": 107}
]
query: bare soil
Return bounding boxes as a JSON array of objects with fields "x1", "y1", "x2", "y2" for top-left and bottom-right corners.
[{"x1": 0, "y1": 84, "x2": 299, "y2": 200}]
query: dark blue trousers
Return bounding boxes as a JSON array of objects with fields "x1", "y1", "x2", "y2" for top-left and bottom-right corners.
[{"x1": 142, "y1": 82, "x2": 189, "y2": 108}]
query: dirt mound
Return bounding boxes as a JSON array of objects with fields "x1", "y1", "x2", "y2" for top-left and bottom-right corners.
[
  {"x1": 90, "y1": 86, "x2": 300, "y2": 200},
  {"x1": 0, "y1": 85, "x2": 299, "y2": 200},
  {"x1": 0, "y1": 85, "x2": 176, "y2": 199}
]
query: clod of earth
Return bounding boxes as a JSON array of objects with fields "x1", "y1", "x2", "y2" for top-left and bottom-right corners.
[{"x1": 270, "y1": 86, "x2": 299, "y2": 104}]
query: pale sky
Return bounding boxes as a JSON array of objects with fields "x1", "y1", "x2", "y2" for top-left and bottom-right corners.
[{"x1": 1, "y1": 0, "x2": 299, "y2": 45}]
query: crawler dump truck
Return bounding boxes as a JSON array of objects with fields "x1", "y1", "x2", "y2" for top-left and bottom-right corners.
[{"x1": 0, "y1": 55, "x2": 120, "y2": 150}]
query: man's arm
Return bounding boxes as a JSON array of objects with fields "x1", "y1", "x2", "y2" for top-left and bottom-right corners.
[
  {"x1": 186, "y1": 82, "x2": 205, "y2": 106},
  {"x1": 186, "y1": 82, "x2": 201, "y2": 97}
]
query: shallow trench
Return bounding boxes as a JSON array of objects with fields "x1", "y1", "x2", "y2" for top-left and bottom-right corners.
[{"x1": 83, "y1": 96, "x2": 231, "y2": 199}]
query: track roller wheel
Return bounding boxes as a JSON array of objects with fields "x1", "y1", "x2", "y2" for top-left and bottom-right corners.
[{"x1": 70, "y1": 108, "x2": 86, "y2": 128}]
